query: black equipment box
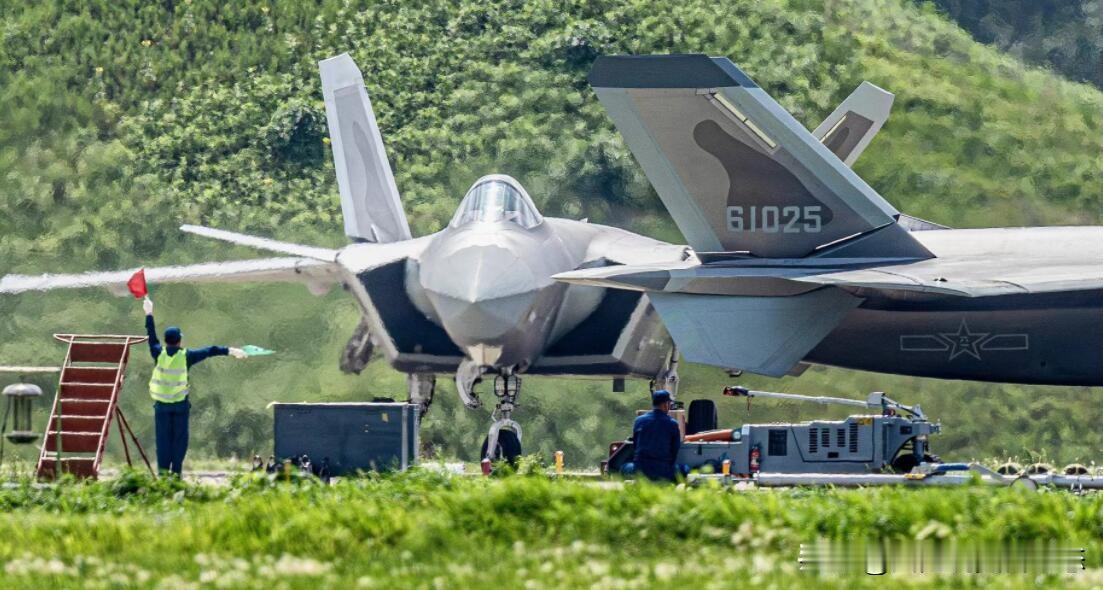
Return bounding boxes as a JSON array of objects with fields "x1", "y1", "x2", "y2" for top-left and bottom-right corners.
[{"x1": 273, "y1": 402, "x2": 418, "y2": 475}]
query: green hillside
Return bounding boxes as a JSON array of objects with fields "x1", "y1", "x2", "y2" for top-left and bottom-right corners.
[
  {"x1": 925, "y1": 0, "x2": 1103, "y2": 90},
  {"x1": 2, "y1": 0, "x2": 1103, "y2": 466}
]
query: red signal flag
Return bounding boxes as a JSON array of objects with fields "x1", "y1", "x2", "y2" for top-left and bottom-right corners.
[{"x1": 127, "y1": 268, "x2": 148, "y2": 299}]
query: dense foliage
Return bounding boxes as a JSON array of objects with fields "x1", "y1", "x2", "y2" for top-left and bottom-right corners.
[
  {"x1": 0, "y1": 471, "x2": 1101, "y2": 587},
  {"x1": 926, "y1": 0, "x2": 1103, "y2": 89},
  {"x1": 3, "y1": 0, "x2": 1103, "y2": 465}
]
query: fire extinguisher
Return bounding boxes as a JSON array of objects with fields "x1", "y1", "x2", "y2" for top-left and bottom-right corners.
[{"x1": 749, "y1": 445, "x2": 761, "y2": 473}]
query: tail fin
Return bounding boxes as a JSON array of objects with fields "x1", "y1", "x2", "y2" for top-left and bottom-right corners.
[
  {"x1": 813, "y1": 81, "x2": 893, "y2": 166},
  {"x1": 319, "y1": 53, "x2": 412, "y2": 243},
  {"x1": 589, "y1": 54, "x2": 927, "y2": 259},
  {"x1": 813, "y1": 83, "x2": 950, "y2": 231}
]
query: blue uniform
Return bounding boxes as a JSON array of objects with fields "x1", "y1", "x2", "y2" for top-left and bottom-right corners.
[
  {"x1": 632, "y1": 409, "x2": 681, "y2": 481},
  {"x1": 145, "y1": 315, "x2": 229, "y2": 475},
  {"x1": 145, "y1": 316, "x2": 229, "y2": 367}
]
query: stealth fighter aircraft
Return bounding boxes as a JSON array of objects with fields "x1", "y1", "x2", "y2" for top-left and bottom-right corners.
[
  {"x1": 558, "y1": 54, "x2": 1103, "y2": 387},
  {"x1": 0, "y1": 53, "x2": 899, "y2": 459},
  {"x1": 1, "y1": 54, "x2": 694, "y2": 459}
]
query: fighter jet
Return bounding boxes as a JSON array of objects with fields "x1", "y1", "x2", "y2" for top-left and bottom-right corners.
[
  {"x1": 557, "y1": 53, "x2": 1103, "y2": 387},
  {"x1": 0, "y1": 53, "x2": 903, "y2": 459},
  {"x1": 0, "y1": 54, "x2": 696, "y2": 460}
]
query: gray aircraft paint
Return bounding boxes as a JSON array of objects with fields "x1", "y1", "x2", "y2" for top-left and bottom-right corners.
[
  {"x1": 649, "y1": 288, "x2": 862, "y2": 376},
  {"x1": 589, "y1": 55, "x2": 911, "y2": 259},
  {"x1": 0, "y1": 56, "x2": 690, "y2": 406},
  {"x1": 811, "y1": 81, "x2": 893, "y2": 166},
  {"x1": 0, "y1": 51, "x2": 922, "y2": 411},
  {"x1": 0, "y1": 177, "x2": 685, "y2": 383},
  {"x1": 559, "y1": 53, "x2": 1103, "y2": 387},
  {"x1": 320, "y1": 53, "x2": 412, "y2": 243}
]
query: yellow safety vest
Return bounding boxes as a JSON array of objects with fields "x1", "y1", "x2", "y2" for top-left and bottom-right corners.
[{"x1": 149, "y1": 349, "x2": 189, "y2": 403}]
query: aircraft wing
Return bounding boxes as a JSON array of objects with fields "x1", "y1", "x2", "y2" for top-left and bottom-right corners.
[
  {"x1": 0, "y1": 258, "x2": 342, "y2": 297},
  {"x1": 0, "y1": 229, "x2": 433, "y2": 298},
  {"x1": 557, "y1": 254, "x2": 1103, "y2": 299},
  {"x1": 795, "y1": 257, "x2": 1103, "y2": 298},
  {"x1": 579, "y1": 223, "x2": 691, "y2": 267},
  {"x1": 555, "y1": 252, "x2": 1103, "y2": 377}
]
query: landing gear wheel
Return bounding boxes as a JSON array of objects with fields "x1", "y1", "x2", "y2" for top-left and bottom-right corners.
[
  {"x1": 481, "y1": 430, "x2": 522, "y2": 465},
  {"x1": 892, "y1": 452, "x2": 938, "y2": 474},
  {"x1": 892, "y1": 454, "x2": 920, "y2": 474},
  {"x1": 480, "y1": 373, "x2": 523, "y2": 466}
]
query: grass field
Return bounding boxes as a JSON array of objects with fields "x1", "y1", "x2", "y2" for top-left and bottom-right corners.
[{"x1": 1, "y1": 470, "x2": 1101, "y2": 589}]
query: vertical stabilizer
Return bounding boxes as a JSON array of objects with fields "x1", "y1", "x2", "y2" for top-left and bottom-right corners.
[
  {"x1": 813, "y1": 81, "x2": 894, "y2": 166},
  {"x1": 588, "y1": 54, "x2": 929, "y2": 259},
  {"x1": 320, "y1": 53, "x2": 412, "y2": 243}
]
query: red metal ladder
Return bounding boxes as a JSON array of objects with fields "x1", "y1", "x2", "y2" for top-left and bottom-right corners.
[{"x1": 36, "y1": 334, "x2": 153, "y2": 480}]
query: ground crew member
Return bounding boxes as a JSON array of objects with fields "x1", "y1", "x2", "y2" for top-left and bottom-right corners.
[
  {"x1": 143, "y1": 297, "x2": 246, "y2": 476},
  {"x1": 631, "y1": 389, "x2": 682, "y2": 481}
]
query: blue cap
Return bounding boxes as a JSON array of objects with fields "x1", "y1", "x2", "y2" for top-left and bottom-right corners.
[
  {"x1": 164, "y1": 326, "x2": 182, "y2": 345},
  {"x1": 651, "y1": 389, "x2": 672, "y2": 405}
]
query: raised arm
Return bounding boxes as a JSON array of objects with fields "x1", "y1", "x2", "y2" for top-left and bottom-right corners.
[{"x1": 144, "y1": 300, "x2": 161, "y2": 360}]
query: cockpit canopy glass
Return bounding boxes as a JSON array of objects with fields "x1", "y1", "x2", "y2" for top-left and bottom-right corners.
[{"x1": 450, "y1": 180, "x2": 542, "y2": 229}]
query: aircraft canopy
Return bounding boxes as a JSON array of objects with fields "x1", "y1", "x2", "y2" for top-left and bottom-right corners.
[{"x1": 450, "y1": 177, "x2": 542, "y2": 229}]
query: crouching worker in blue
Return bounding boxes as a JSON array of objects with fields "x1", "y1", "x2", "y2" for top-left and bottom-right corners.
[
  {"x1": 631, "y1": 390, "x2": 682, "y2": 482},
  {"x1": 143, "y1": 297, "x2": 246, "y2": 476}
]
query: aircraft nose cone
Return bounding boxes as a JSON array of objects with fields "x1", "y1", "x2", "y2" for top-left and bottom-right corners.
[
  {"x1": 421, "y1": 244, "x2": 538, "y2": 303},
  {"x1": 430, "y1": 289, "x2": 539, "y2": 344},
  {"x1": 421, "y1": 244, "x2": 544, "y2": 344}
]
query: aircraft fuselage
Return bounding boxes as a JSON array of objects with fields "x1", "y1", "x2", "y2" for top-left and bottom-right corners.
[
  {"x1": 341, "y1": 210, "x2": 681, "y2": 381},
  {"x1": 414, "y1": 218, "x2": 582, "y2": 370},
  {"x1": 808, "y1": 289, "x2": 1103, "y2": 385},
  {"x1": 807, "y1": 227, "x2": 1103, "y2": 385}
]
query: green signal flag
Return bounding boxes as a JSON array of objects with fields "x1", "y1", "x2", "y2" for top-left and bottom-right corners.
[{"x1": 241, "y1": 345, "x2": 275, "y2": 357}]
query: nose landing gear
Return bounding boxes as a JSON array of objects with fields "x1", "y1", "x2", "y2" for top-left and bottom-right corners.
[{"x1": 481, "y1": 373, "x2": 523, "y2": 464}]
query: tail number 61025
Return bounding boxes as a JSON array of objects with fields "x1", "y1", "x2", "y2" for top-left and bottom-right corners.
[{"x1": 726, "y1": 205, "x2": 822, "y2": 233}]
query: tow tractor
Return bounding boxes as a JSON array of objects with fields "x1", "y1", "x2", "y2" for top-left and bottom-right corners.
[{"x1": 604, "y1": 386, "x2": 940, "y2": 477}]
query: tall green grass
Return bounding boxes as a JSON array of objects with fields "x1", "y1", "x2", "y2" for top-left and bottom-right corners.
[{"x1": 1, "y1": 470, "x2": 1101, "y2": 588}]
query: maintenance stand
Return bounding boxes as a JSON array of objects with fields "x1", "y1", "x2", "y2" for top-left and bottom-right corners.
[{"x1": 36, "y1": 334, "x2": 153, "y2": 480}]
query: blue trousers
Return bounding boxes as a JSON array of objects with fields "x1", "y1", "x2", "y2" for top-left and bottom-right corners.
[
  {"x1": 154, "y1": 400, "x2": 190, "y2": 476},
  {"x1": 633, "y1": 458, "x2": 677, "y2": 482}
]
